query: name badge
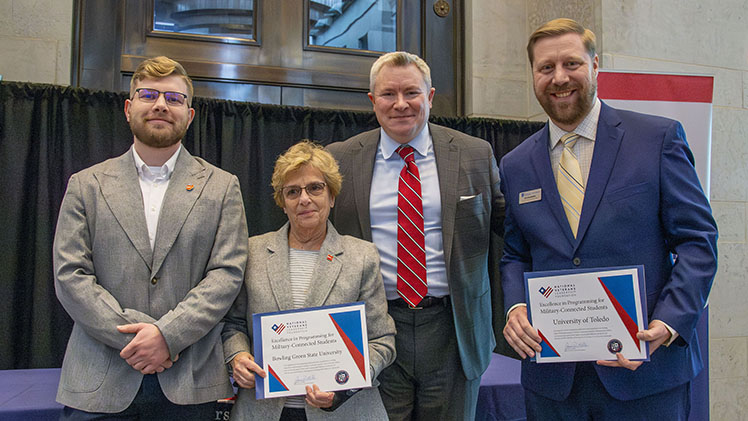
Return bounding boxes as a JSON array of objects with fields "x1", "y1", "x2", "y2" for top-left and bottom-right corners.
[{"x1": 519, "y1": 188, "x2": 542, "y2": 204}]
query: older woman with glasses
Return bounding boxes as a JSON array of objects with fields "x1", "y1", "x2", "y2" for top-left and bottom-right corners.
[{"x1": 222, "y1": 141, "x2": 395, "y2": 420}]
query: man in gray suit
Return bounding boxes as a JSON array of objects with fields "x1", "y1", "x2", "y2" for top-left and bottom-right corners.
[
  {"x1": 53, "y1": 56, "x2": 248, "y2": 419},
  {"x1": 327, "y1": 51, "x2": 504, "y2": 420}
]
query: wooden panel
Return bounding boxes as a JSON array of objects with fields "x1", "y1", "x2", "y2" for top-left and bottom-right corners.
[
  {"x1": 73, "y1": 0, "x2": 464, "y2": 116},
  {"x1": 119, "y1": 74, "x2": 282, "y2": 104},
  {"x1": 423, "y1": 0, "x2": 461, "y2": 116},
  {"x1": 120, "y1": 55, "x2": 369, "y2": 91},
  {"x1": 282, "y1": 86, "x2": 372, "y2": 110},
  {"x1": 73, "y1": 0, "x2": 124, "y2": 91},
  {"x1": 191, "y1": 82, "x2": 281, "y2": 105}
]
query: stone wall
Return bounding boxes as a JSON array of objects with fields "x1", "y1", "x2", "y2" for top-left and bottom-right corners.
[{"x1": 0, "y1": 0, "x2": 73, "y2": 84}]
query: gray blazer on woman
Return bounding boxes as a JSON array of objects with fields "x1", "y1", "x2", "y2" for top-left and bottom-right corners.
[{"x1": 222, "y1": 221, "x2": 396, "y2": 420}]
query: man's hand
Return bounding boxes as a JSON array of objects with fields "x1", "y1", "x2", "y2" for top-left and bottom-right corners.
[
  {"x1": 597, "y1": 320, "x2": 672, "y2": 371},
  {"x1": 231, "y1": 351, "x2": 266, "y2": 389},
  {"x1": 306, "y1": 384, "x2": 334, "y2": 409},
  {"x1": 118, "y1": 323, "x2": 171, "y2": 374},
  {"x1": 503, "y1": 305, "x2": 542, "y2": 358}
]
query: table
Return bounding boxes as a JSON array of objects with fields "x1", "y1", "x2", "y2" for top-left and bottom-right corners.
[
  {"x1": 477, "y1": 354, "x2": 525, "y2": 420},
  {"x1": 0, "y1": 354, "x2": 524, "y2": 420},
  {"x1": 0, "y1": 368, "x2": 63, "y2": 420}
]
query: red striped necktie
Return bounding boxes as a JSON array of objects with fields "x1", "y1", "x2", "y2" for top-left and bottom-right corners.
[{"x1": 396, "y1": 145, "x2": 427, "y2": 307}]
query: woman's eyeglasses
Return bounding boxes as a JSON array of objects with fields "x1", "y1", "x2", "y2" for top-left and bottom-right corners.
[{"x1": 282, "y1": 182, "x2": 327, "y2": 200}]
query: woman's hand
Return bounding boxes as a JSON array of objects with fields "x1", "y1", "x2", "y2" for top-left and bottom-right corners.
[
  {"x1": 305, "y1": 384, "x2": 334, "y2": 408},
  {"x1": 230, "y1": 351, "x2": 266, "y2": 389}
]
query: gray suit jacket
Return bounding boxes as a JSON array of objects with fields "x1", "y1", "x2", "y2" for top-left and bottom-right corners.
[
  {"x1": 222, "y1": 222, "x2": 396, "y2": 420},
  {"x1": 327, "y1": 123, "x2": 507, "y2": 380},
  {"x1": 53, "y1": 146, "x2": 248, "y2": 412}
]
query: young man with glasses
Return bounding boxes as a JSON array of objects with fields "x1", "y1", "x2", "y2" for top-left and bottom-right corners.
[{"x1": 53, "y1": 56, "x2": 248, "y2": 419}]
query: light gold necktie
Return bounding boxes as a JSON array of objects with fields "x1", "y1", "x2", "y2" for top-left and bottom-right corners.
[{"x1": 557, "y1": 133, "x2": 584, "y2": 237}]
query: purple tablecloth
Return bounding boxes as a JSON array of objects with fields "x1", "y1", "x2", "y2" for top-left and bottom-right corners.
[
  {"x1": 0, "y1": 368, "x2": 63, "y2": 420},
  {"x1": 477, "y1": 354, "x2": 525, "y2": 421},
  {"x1": 1, "y1": 357, "x2": 524, "y2": 420},
  {"x1": 2, "y1": 318, "x2": 708, "y2": 421}
]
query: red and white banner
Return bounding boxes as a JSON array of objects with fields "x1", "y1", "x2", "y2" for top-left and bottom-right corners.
[
  {"x1": 598, "y1": 71, "x2": 714, "y2": 196},
  {"x1": 598, "y1": 70, "x2": 714, "y2": 421}
]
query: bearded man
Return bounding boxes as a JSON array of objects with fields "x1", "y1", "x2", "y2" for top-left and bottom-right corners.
[
  {"x1": 53, "y1": 56, "x2": 248, "y2": 420},
  {"x1": 499, "y1": 18, "x2": 717, "y2": 420}
]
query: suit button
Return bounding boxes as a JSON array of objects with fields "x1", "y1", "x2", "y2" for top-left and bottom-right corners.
[
  {"x1": 573, "y1": 257, "x2": 581, "y2": 266},
  {"x1": 151, "y1": 277, "x2": 158, "y2": 285}
]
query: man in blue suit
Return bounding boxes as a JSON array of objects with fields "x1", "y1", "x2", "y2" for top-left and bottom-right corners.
[{"x1": 500, "y1": 18, "x2": 718, "y2": 419}]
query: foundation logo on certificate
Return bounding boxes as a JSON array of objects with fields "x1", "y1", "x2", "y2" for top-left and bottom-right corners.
[{"x1": 270, "y1": 319, "x2": 307, "y2": 335}]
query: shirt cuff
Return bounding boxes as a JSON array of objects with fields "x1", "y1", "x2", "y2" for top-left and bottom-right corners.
[
  {"x1": 506, "y1": 303, "x2": 527, "y2": 322},
  {"x1": 225, "y1": 351, "x2": 243, "y2": 365},
  {"x1": 654, "y1": 320, "x2": 679, "y2": 346}
]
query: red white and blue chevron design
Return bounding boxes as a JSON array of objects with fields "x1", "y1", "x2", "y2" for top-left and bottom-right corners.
[
  {"x1": 267, "y1": 364, "x2": 289, "y2": 393},
  {"x1": 598, "y1": 274, "x2": 641, "y2": 351},
  {"x1": 329, "y1": 310, "x2": 367, "y2": 379}
]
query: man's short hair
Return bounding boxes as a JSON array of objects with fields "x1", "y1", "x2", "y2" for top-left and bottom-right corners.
[
  {"x1": 369, "y1": 51, "x2": 432, "y2": 93},
  {"x1": 527, "y1": 18, "x2": 597, "y2": 65},
  {"x1": 129, "y1": 56, "x2": 194, "y2": 104},
  {"x1": 271, "y1": 140, "x2": 343, "y2": 208}
]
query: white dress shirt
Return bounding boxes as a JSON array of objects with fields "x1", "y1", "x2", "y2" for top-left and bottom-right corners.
[
  {"x1": 369, "y1": 125, "x2": 449, "y2": 300},
  {"x1": 132, "y1": 145, "x2": 181, "y2": 250},
  {"x1": 549, "y1": 98, "x2": 601, "y2": 186}
]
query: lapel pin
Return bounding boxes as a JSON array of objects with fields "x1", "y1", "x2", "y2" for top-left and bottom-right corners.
[
  {"x1": 186, "y1": 184, "x2": 194, "y2": 191},
  {"x1": 327, "y1": 254, "x2": 333, "y2": 261}
]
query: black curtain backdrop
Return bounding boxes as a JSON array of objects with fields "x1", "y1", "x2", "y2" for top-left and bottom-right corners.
[{"x1": 0, "y1": 82, "x2": 543, "y2": 369}]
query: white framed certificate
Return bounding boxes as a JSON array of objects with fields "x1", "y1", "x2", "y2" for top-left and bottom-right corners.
[
  {"x1": 525, "y1": 266, "x2": 649, "y2": 363},
  {"x1": 252, "y1": 302, "x2": 370, "y2": 399}
]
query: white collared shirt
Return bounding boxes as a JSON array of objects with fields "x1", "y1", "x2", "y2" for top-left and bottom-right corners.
[
  {"x1": 369, "y1": 125, "x2": 449, "y2": 300},
  {"x1": 548, "y1": 98, "x2": 601, "y2": 187},
  {"x1": 132, "y1": 145, "x2": 181, "y2": 249}
]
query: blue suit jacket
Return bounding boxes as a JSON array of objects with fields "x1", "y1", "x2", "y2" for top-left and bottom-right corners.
[{"x1": 499, "y1": 102, "x2": 718, "y2": 400}]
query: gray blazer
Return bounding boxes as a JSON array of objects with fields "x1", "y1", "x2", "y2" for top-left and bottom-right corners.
[
  {"x1": 327, "y1": 123, "x2": 507, "y2": 379},
  {"x1": 222, "y1": 222, "x2": 396, "y2": 420},
  {"x1": 53, "y1": 147, "x2": 248, "y2": 412}
]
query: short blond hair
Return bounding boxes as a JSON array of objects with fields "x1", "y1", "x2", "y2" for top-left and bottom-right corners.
[
  {"x1": 527, "y1": 18, "x2": 596, "y2": 65},
  {"x1": 369, "y1": 51, "x2": 432, "y2": 93},
  {"x1": 271, "y1": 140, "x2": 343, "y2": 208},
  {"x1": 129, "y1": 56, "x2": 194, "y2": 104}
]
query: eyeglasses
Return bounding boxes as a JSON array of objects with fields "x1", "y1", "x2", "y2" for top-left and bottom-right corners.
[
  {"x1": 133, "y1": 88, "x2": 188, "y2": 106},
  {"x1": 282, "y1": 182, "x2": 327, "y2": 200}
]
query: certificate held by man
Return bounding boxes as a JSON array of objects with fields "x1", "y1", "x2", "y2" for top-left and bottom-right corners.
[
  {"x1": 252, "y1": 302, "x2": 370, "y2": 399},
  {"x1": 525, "y1": 266, "x2": 649, "y2": 363}
]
